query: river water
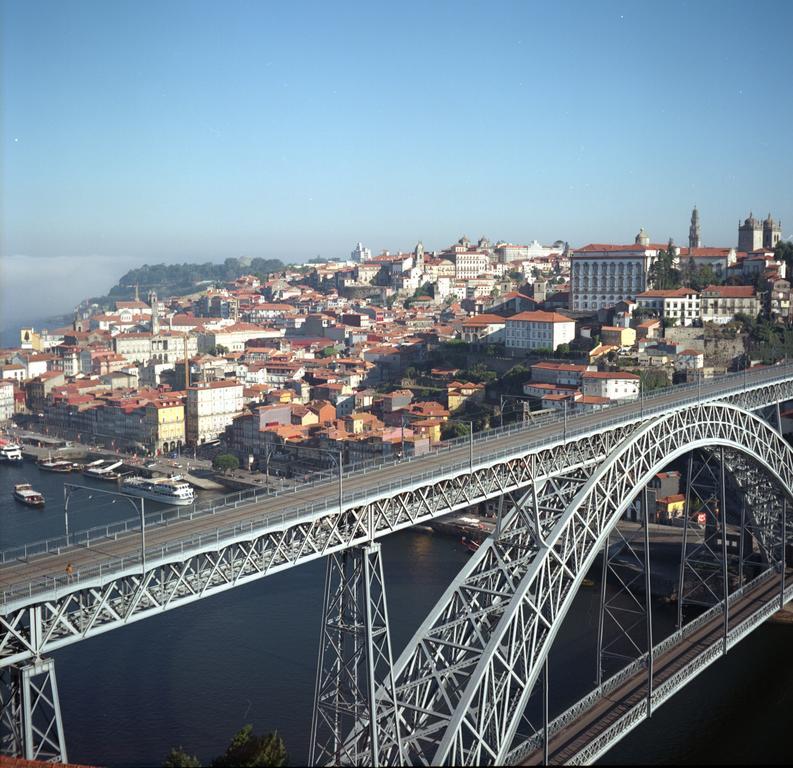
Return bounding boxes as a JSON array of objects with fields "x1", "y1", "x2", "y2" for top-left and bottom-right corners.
[{"x1": 1, "y1": 461, "x2": 791, "y2": 766}]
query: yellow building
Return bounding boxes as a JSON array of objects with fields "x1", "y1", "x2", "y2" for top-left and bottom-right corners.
[
  {"x1": 146, "y1": 399, "x2": 186, "y2": 453},
  {"x1": 656, "y1": 493, "x2": 686, "y2": 521},
  {"x1": 600, "y1": 326, "x2": 637, "y2": 348},
  {"x1": 19, "y1": 328, "x2": 44, "y2": 351}
]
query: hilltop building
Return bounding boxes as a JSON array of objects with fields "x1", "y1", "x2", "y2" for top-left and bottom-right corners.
[{"x1": 738, "y1": 212, "x2": 781, "y2": 252}]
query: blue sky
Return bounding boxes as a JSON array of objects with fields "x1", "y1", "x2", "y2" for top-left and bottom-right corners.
[{"x1": 2, "y1": 0, "x2": 793, "y2": 324}]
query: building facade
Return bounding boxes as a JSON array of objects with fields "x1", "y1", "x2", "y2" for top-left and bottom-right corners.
[
  {"x1": 505, "y1": 311, "x2": 576, "y2": 351},
  {"x1": 186, "y1": 381, "x2": 244, "y2": 445},
  {"x1": 570, "y1": 242, "x2": 660, "y2": 312}
]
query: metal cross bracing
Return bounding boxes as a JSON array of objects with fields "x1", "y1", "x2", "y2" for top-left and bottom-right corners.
[
  {"x1": 0, "y1": 422, "x2": 641, "y2": 669},
  {"x1": 366, "y1": 402, "x2": 793, "y2": 766},
  {"x1": 310, "y1": 542, "x2": 402, "y2": 767},
  {"x1": 0, "y1": 657, "x2": 66, "y2": 763}
]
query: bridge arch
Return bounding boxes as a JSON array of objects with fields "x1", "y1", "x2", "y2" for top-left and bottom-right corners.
[{"x1": 387, "y1": 402, "x2": 793, "y2": 766}]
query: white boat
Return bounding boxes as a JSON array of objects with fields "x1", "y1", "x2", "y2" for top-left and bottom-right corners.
[
  {"x1": 13, "y1": 483, "x2": 45, "y2": 507},
  {"x1": 83, "y1": 459, "x2": 123, "y2": 480},
  {"x1": 121, "y1": 476, "x2": 195, "y2": 505},
  {"x1": 0, "y1": 442, "x2": 23, "y2": 462}
]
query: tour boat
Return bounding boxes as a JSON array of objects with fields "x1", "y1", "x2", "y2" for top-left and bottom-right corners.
[
  {"x1": 121, "y1": 476, "x2": 195, "y2": 505},
  {"x1": 13, "y1": 483, "x2": 45, "y2": 507},
  {"x1": 37, "y1": 458, "x2": 73, "y2": 473},
  {"x1": 0, "y1": 442, "x2": 23, "y2": 462}
]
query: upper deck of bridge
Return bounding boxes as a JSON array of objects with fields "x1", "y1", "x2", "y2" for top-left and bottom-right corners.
[{"x1": 2, "y1": 362, "x2": 793, "y2": 611}]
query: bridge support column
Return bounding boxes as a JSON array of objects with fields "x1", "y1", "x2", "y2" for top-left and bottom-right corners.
[
  {"x1": 0, "y1": 658, "x2": 67, "y2": 764},
  {"x1": 310, "y1": 542, "x2": 401, "y2": 767},
  {"x1": 643, "y1": 487, "x2": 653, "y2": 717},
  {"x1": 596, "y1": 495, "x2": 653, "y2": 681}
]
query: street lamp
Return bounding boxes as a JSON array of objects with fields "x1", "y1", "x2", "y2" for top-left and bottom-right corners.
[
  {"x1": 291, "y1": 445, "x2": 344, "y2": 514},
  {"x1": 64, "y1": 482, "x2": 147, "y2": 573},
  {"x1": 499, "y1": 393, "x2": 534, "y2": 428}
]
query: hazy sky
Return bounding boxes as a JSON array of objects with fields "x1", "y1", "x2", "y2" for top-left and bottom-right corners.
[{"x1": 2, "y1": 0, "x2": 793, "y2": 326}]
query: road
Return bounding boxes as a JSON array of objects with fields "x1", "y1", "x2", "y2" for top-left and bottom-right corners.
[
  {"x1": 0, "y1": 363, "x2": 790, "y2": 605},
  {"x1": 520, "y1": 566, "x2": 791, "y2": 764}
]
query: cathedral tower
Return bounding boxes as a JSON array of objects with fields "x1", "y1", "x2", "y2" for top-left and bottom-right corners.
[
  {"x1": 688, "y1": 206, "x2": 701, "y2": 248},
  {"x1": 763, "y1": 213, "x2": 781, "y2": 250}
]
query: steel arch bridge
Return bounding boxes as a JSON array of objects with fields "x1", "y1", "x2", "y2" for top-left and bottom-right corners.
[
  {"x1": 2, "y1": 367, "x2": 793, "y2": 764},
  {"x1": 363, "y1": 401, "x2": 793, "y2": 766}
]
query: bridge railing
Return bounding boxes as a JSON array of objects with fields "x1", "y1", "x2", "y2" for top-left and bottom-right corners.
[{"x1": 1, "y1": 362, "x2": 791, "y2": 600}]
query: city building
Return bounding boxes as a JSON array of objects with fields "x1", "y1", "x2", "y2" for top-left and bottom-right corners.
[
  {"x1": 186, "y1": 380, "x2": 244, "y2": 445},
  {"x1": 738, "y1": 212, "x2": 781, "y2": 252},
  {"x1": 636, "y1": 288, "x2": 701, "y2": 326},
  {"x1": 570, "y1": 236, "x2": 661, "y2": 311},
  {"x1": 700, "y1": 285, "x2": 760, "y2": 324},
  {"x1": 351, "y1": 242, "x2": 373, "y2": 263},
  {"x1": 505, "y1": 311, "x2": 576, "y2": 351},
  {"x1": 580, "y1": 371, "x2": 640, "y2": 401},
  {"x1": 0, "y1": 380, "x2": 14, "y2": 423}
]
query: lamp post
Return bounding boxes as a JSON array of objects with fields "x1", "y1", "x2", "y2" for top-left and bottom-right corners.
[
  {"x1": 292, "y1": 445, "x2": 344, "y2": 514},
  {"x1": 499, "y1": 393, "x2": 534, "y2": 428},
  {"x1": 64, "y1": 483, "x2": 147, "y2": 573}
]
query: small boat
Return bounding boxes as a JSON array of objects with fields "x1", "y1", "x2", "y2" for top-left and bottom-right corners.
[
  {"x1": 13, "y1": 483, "x2": 45, "y2": 507},
  {"x1": 461, "y1": 536, "x2": 481, "y2": 554},
  {"x1": 83, "y1": 459, "x2": 123, "y2": 481},
  {"x1": 0, "y1": 442, "x2": 23, "y2": 462},
  {"x1": 38, "y1": 459, "x2": 73, "y2": 473}
]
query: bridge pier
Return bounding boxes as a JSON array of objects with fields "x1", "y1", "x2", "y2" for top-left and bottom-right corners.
[
  {"x1": 310, "y1": 542, "x2": 401, "y2": 767},
  {"x1": 0, "y1": 657, "x2": 67, "y2": 764}
]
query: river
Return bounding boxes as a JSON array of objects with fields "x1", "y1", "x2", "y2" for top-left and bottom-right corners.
[{"x1": 1, "y1": 461, "x2": 791, "y2": 766}]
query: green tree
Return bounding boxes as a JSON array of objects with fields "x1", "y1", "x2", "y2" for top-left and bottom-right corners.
[
  {"x1": 163, "y1": 747, "x2": 201, "y2": 768},
  {"x1": 441, "y1": 421, "x2": 471, "y2": 441},
  {"x1": 648, "y1": 241, "x2": 681, "y2": 290},
  {"x1": 212, "y1": 725, "x2": 288, "y2": 768},
  {"x1": 774, "y1": 240, "x2": 793, "y2": 277},
  {"x1": 213, "y1": 453, "x2": 240, "y2": 472}
]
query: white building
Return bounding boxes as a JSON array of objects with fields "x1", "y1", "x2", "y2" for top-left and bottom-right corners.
[
  {"x1": 581, "y1": 371, "x2": 640, "y2": 401},
  {"x1": 460, "y1": 314, "x2": 506, "y2": 344},
  {"x1": 505, "y1": 311, "x2": 576, "y2": 351},
  {"x1": 186, "y1": 380, "x2": 244, "y2": 445},
  {"x1": 636, "y1": 288, "x2": 701, "y2": 326},
  {"x1": 0, "y1": 381, "x2": 14, "y2": 422},
  {"x1": 113, "y1": 332, "x2": 199, "y2": 365},
  {"x1": 453, "y1": 251, "x2": 491, "y2": 280},
  {"x1": 494, "y1": 240, "x2": 563, "y2": 263},
  {"x1": 199, "y1": 323, "x2": 282, "y2": 353},
  {"x1": 351, "y1": 242, "x2": 372, "y2": 263},
  {"x1": 571, "y1": 240, "x2": 661, "y2": 312}
]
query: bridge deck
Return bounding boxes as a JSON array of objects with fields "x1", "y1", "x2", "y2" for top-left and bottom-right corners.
[
  {"x1": 0, "y1": 365, "x2": 789, "y2": 607},
  {"x1": 520, "y1": 567, "x2": 792, "y2": 764}
]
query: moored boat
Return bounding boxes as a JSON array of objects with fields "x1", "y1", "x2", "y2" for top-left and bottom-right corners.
[
  {"x1": 83, "y1": 459, "x2": 123, "y2": 481},
  {"x1": 38, "y1": 459, "x2": 73, "y2": 473},
  {"x1": 0, "y1": 442, "x2": 23, "y2": 462},
  {"x1": 13, "y1": 483, "x2": 45, "y2": 507},
  {"x1": 121, "y1": 476, "x2": 195, "y2": 505}
]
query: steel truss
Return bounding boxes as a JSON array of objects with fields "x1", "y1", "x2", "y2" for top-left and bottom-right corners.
[
  {"x1": 596, "y1": 494, "x2": 652, "y2": 685},
  {"x1": 0, "y1": 657, "x2": 66, "y2": 763},
  {"x1": 2, "y1": 377, "x2": 792, "y2": 672},
  {"x1": 371, "y1": 402, "x2": 793, "y2": 766},
  {"x1": 1, "y1": 382, "x2": 793, "y2": 765},
  {"x1": 0, "y1": 423, "x2": 640, "y2": 669},
  {"x1": 310, "y1": 542, "x2": 402, "y2": 767}
]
